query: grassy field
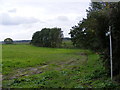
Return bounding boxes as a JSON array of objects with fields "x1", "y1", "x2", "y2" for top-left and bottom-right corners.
[
  {"x1": 61, "y1": 40, "x2": 74, "y2": 48},
  {"x1": 2, "y1": 44, "x2": 119, "y2": 88}
]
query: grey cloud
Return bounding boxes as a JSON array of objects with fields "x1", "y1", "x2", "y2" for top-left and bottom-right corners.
[
  {"x1": 39, "y1": 2, "x2": 89, "y2": 16},
  {"x1": 8, "y1": 8, "x2": 17, "y2": 13},
  {"x1": 57, "y1": 16, "x2": 69, "y2": 21},
  {"x1": 0, "y1": 13, "x2": 40, "y2": 25},
  {"x1": 2, "y1": 0, "x2": 90, "y2": 5},
  {"x1": 4, "y1": 0, "x2": 89, "y2": 15},
  {"x1": 0, "y1": 0, "x2": 90, "y2": 40}
]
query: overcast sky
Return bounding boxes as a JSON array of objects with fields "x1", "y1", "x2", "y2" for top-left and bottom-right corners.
[{"x1": 0, "y1": 0, "x2": 91, "y2": 41}]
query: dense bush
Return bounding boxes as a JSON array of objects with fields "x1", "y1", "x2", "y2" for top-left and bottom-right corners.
[{"x1": 4, "y1": 38, "x2": 13, "y2": 44}]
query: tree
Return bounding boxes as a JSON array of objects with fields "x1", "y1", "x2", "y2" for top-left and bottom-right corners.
[
  {"x1": 108, "y1": 2, "x2": 120, "y2": 79},
  {"x1": 69, "y1": 1, "x2": 120, "y2": 81},
  {"x1": 31, "y1": 27, "x2": 63, "y2": 48},
  {"x1": 4, "y1": 38, "x2": 13, "y2": 44}
]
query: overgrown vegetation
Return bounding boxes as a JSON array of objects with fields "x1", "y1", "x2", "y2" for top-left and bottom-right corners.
[
  {"x1": 69, "y1": 2, "x2": 120, "y2": 82},
  {"x1": 61, "y1": 39, "x2": 74, "y2": 48},
  {"x1": 2, "y1": 44, "x2": 119, "y2": 88}
]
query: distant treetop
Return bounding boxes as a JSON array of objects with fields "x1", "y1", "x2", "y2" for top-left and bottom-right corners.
[{"x1": 4, "y1": 38, "x2": 13, "y2": 44}]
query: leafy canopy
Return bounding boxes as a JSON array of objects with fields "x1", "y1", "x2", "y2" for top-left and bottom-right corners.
[{"x1": 31, "y1": 27, "x2": 63, "y2": 48}]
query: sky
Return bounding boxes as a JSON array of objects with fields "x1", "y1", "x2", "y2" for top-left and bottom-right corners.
[{"x1": 0, "y1": 0, "x2": 91, "y2": 41}]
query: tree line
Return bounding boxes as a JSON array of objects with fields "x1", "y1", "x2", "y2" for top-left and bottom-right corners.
[
  {"x1": 4, "y1": 28, "x2": 63, "y2": 48},
  {"x1": 69, "y1": 2, "x2": 120, "y2": 82},
  {"x1": 31, "y1": 27, "x2": 63, "y2": 48}
]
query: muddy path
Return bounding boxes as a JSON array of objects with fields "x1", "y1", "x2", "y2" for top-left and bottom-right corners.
[{"x1": 3, "y1": 52, "x2": 88, "y2": 80}]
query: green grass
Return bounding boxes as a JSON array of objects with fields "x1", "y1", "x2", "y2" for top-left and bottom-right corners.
[
  {"x1": 61, "y1": 40, "x2": 74, "y2": 48},
  {"x1": 2, "y1": 44, "x2": 119, "y2": 88},
  {"x1": 2, "y1": 44, "x2": 86, "y2": 74}
]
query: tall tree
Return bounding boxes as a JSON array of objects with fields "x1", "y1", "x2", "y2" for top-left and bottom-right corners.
[
  {"x1": 69, "y1": 2, "x2": 120, "y2": 81},
  {"x1": 109, "y1": 2, "x2": 120, "y2": 78}
]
